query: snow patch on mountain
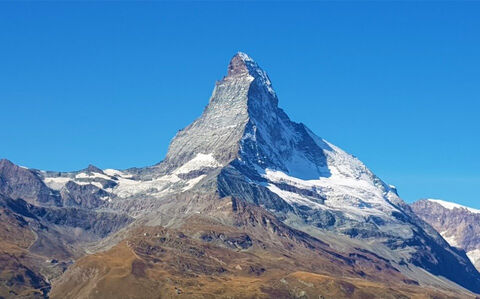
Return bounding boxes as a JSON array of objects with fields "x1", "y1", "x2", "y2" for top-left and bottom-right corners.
[
  {"x1": 467, "y1": 249, "x2": 480, "y2": 266},
  {"x1": 174, "y1": 153, "x2": 221, "y2": 175},
  {"x1": 111, "y1": 174, "x2": 179, "y2": 198},
  {"x1": 44, "y1": 177, "x2": 71, "y2": 190},
  {"x1": 263, "y1": 167, "x2": 399, "y2": 219},
  {"x1": 104, "y1": 169, "x2": 133, "y2": 178},
  {"x1": 427, "y1": 199, "x2": 480, "y2": 214},
  {"x1": 75, "y1": 172, "x2": 112, "y2": 180},
  {"x1": 306, "y1": 129, "x2": 378, "y2": 182},
  {"x1": 266, "y1": 183, "x2": 324, "y2": 209}
]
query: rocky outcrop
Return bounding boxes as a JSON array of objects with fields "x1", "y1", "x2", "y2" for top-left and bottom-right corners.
[
  {"x1": 60, "y1": 181, "x2": 109, "y2": 209},
  {"x1": 0, "y1": 178, "x2": 132, "y2": 298},
  {"x1": 0, "y1": 159, "x2": 61, "y2": 206},
  {"x1": 411, "y1": 199, "x2": 480, "y2": 270}
]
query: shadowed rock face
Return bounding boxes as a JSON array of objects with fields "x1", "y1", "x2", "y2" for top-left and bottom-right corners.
[
  {"x1": 411, "y1": 199, "x2": 480, "y2": 270},
  {"x1": 60, "y1": 181, "x2": 109, "y2": 209},
  {"x1": 2, "y1": 53, "x2": 480, "y2": 297},
  {"x1": 0, "y1": 159, "x2": 61, "y2": 206}
]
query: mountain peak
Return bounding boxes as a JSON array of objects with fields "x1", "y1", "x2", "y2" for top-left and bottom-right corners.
[
  {"x1": 85, "y1": 164, "x2": 105, "y2": 174},
  {"x1": 226, "y1": 52, "x2": 274, "y2": 92},
  {"x1": 227, "y1": 52, "x2": 257, "y2": 76},
  {"x1": 227, "y1": 52, "x2": 251, "y2": 76},
  {"x1": 0, "y1": 158, "x2": 14, "y2": 167}
]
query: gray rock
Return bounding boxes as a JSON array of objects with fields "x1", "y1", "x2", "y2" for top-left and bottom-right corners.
[
  {"x1": 0, "y1": 159, "x2": 61, "y2": 206},
  {"x1": 411, "y1": 199, "x2": 480, "y2": 270}
]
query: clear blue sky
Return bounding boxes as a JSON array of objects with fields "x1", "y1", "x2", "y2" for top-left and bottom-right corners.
[{"x1": 1, "y1": 2, "x2": 479, "y2": 207}]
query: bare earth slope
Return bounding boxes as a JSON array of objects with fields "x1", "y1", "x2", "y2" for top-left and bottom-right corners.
[{"x1": 50, "y1": 200, "x2": 472, "y2": 299}]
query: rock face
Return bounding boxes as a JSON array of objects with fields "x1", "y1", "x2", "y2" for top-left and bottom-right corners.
[
  {"x1": 0, "y1": 159, "x2": 61, "y2": 206},
  {"x1": 411, "y1": 199, "x2": 480, "y2": 270},
  {"x1": 0, "y1": 162, "x2": 133, "y2": 298},
  {"x1": 1, "y1": 53, "x2": 480, "y2": 297}
]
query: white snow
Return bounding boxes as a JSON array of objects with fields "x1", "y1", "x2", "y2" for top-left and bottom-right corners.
[
  {"x1": 112, "y1": 174, "x2": 180, "y2": 198},
  {"x1": 44, "y1": 177, "x2": 71, "y2": 190},
  {"x1": 44, "y1": 163, "x2": 210, "y2": 200},
  {"x1": 44, "y1": 176, "x2": 105, "y2": 190},
  {"x1": 111, "y1": 171, "x2": 207, "y2": 198},
  {"x1": 75, "y1": 172, "x2": 112, "y2": 180},
  {"x1": 467, "y1": 249, "x2": 480, "y2": 266},
  {"x1": 263, "y1": 167, "x2": 399, "y2": 219},
  {"x1": 103, "y1": 168, "x2": 132, "y2": 178},
  {"x1": 174, "y1": 153, "x2": 221, "y2": 175},
  {"x1": 266, "y1": 183, "x2": 324, "y2": 209},
  {"x1": 73, "y1": 181, "x2": 103, "y2": 189},
  {"x1": 284, "y1": 150, "x2": 328, "y2": 180},
  {"x1": 313, "y1": 137, "x2": 375, "y2": 182},
  {"x1": 241, "y1": 121, "x2": 403, "y2": 223},
  {"x1": 182, "y1": 175, "x2": 207, "y2": 191},
  {"x1": 427, "y1": 199, "x2": 480, "y2": 214}
]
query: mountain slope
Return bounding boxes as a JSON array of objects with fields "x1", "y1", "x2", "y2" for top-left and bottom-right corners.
[
  {"x1": 0, "y1": 160, "x2": 133, "y2": 298},
  {"x1": 1, "y1": 53, "x2": 480, "y2": 297},
  {"x1": 143, "y1": 52, "x2": 480, "y2": 293},
  {"x1": 411, "y1": 199, "x2": 480, "y2": 270}
]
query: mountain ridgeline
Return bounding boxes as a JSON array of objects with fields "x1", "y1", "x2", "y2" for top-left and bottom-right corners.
[{"x1": 1, "y1": 53, "x2": 479, "y2": 298}]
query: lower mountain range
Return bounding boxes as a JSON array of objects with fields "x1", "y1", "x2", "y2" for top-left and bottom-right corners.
[
  {"x1": 411, "y1": 199, "x2": 480, "y2": 272},
  {"x1": 1, "y1": 53, "x2": 479, "y2": 298}
]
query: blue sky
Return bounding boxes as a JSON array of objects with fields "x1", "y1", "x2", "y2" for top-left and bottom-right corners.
[{"x1": 1, "y1": 2, "x2": 479, "y2": 207}]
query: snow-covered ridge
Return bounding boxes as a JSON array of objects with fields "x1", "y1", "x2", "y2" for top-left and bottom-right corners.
[
  {"x1": 75, "y1": 171, "x2": 112, "y2": 180},
  {"x1": 44, "y1": 177, "x2": 72, "y2": 190},
  {"x1": 427, "y1": 199, "x2": 480, "y2": 214},
  {"x1": 263, "y1": 166, "x2": 399, "y2": 219},
  {"x1": 42, "y1": 157, "x2": 217, "y2": 201},
  {"x1": 174, "y1": 153, "x2": 221, "y2": 175},
  {"x1": 234, "y1": 51, "x2": 276, "y2": 97}
]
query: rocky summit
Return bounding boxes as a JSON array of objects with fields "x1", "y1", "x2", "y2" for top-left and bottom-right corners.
[{"x1": 1, "y1": 53, "x2": 480, "y2": 298}]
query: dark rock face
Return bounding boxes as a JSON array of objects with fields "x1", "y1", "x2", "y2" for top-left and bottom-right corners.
[
  {"x1": 393, "y1": 220, "x2": 480, "y2": 293},
  {"x1": 60, "y1": 181, "x2": 108, "y2": 209},
  {"x1": 227, "y1": 53, "x2": 250, "y2": 76},
  {"x1": 84, "y1": 164, "x2": 105, "y2": 174},
  {"x1": 217, "y1": 166, "x2": 292, "y2": 213},
  {"x1": 0, "y1": 159, "x2": 61, "y2": 206},
  {"x1": 1, "y1": 196, "x2": 133, "y2": 240},
  {"x1": 0, "y1": 252, "x2": 51, "y2": 298},
  {"x1": 411, "y1": 199, "x2": 480, "y2": 271}
]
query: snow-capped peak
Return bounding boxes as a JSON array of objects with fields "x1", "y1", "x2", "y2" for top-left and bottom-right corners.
[
  {"x1": 227, "y1": 52, "x2": 275, "y2": 97},
  {"x1": 235, "y1": 51, "x2": 254, "y2": 62},
  {"x1": 427, "y1": 198, "x2": 480, "y2": 214}
]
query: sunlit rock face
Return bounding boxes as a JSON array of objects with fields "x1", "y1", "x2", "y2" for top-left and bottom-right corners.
[{"x1": 412, "y1": 199, "x2": 480, "y2": 270}]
